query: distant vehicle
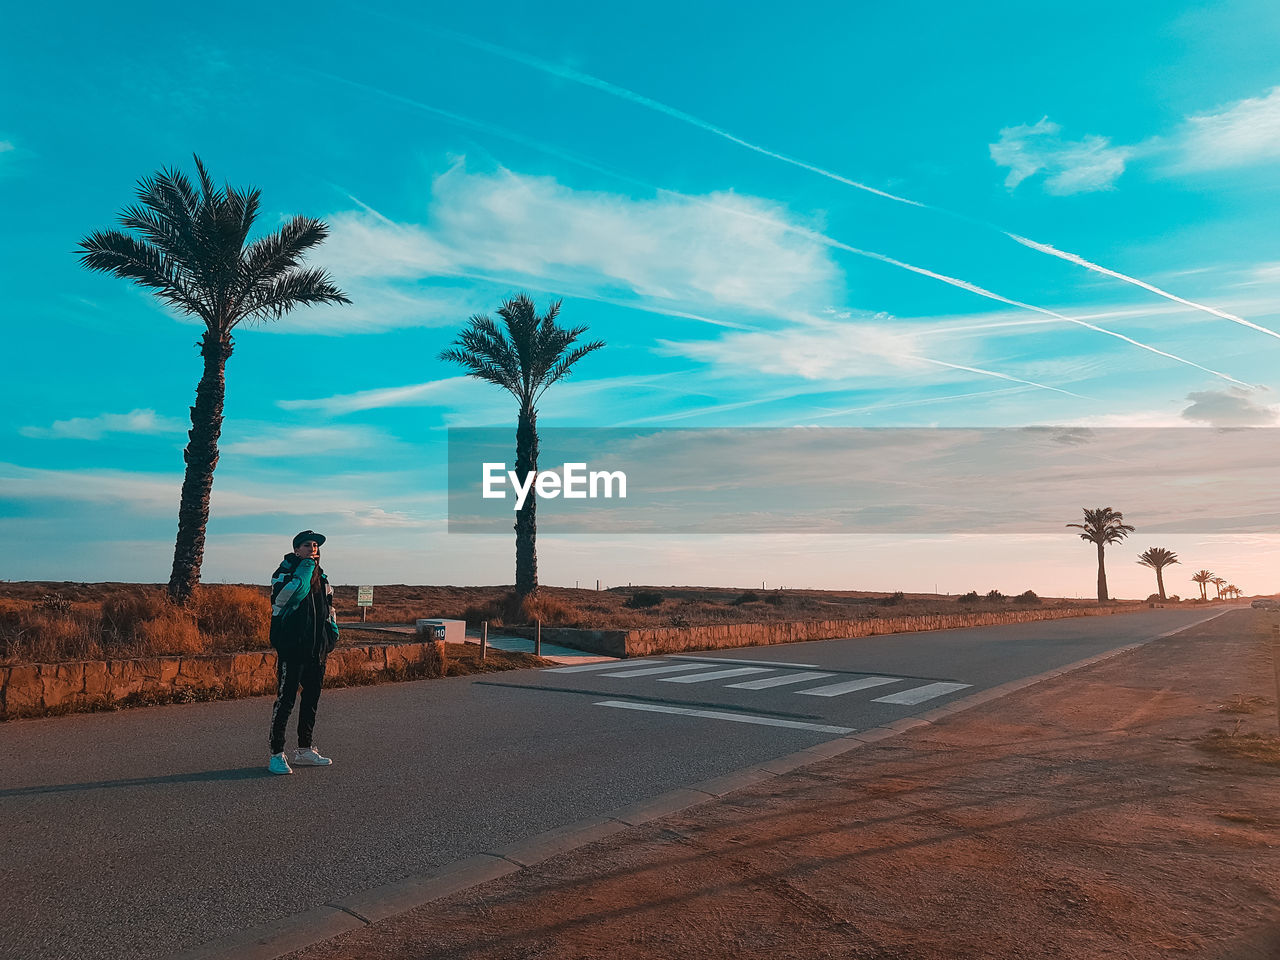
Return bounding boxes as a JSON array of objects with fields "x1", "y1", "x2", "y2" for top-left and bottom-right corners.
[{"x1": 1252, "y1": 598, "x2": 1280, "y2": 610}]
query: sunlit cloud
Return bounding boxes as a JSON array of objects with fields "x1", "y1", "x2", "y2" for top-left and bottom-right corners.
[
  {"x1": 989, "y1": 118, "x2": 1136, "y2": 194},
  {"x1": 1174, "y1": 85, "x2": 1280, "y2": 171},
  {"x1": 1181, "y1": 387, "x2": 1278, "y2": 426},
  {"x1": 20, "y1": 408, "x2": 186, "y2": 440}
]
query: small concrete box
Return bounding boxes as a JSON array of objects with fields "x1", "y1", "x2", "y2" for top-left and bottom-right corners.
[{"x1": 416, "y1": 619, "x2": 465, "y2": 644}]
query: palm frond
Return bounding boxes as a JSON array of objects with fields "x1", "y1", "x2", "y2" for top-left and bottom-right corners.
[
  {"x1": 536, "y1": 340, "x2": 606, "y2": 399},
  {"x1": 240, "y1": 216, "x2": 329, "y2": 289},
  {"x1": 442, "y1": 294, "x2": 604, "y2": 407},
  {"x1": 438, "y1": 349, "x2": 521, "y2": 394},
  {"x1": 440, "y1": 313, "x2": 523, "y2": 395},
  {"x1": 77, "y1": 230, "x2": 206, "y2": 317},
  {"x1": 1066, "y1": 506, "x2": 1134, "y2": 545},
  {"x1": 238, "y1": 267, "x2": 350, "y2": 323}
]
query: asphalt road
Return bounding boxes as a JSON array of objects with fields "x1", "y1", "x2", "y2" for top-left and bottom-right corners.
[{"x1": 0, "y1": 606, "x2": 1225, "y2": 960}]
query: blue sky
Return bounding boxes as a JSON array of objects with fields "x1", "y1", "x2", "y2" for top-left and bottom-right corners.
[{"x1": 3, "y1": 0, "x2": 1279, "y2": 597}]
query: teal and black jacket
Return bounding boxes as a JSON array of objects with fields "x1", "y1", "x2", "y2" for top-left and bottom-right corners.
[{"x1": 269, "y1": 554, "x2": 339, "y2": 660}]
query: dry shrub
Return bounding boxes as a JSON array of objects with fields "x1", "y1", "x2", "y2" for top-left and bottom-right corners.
[
  {"x1": 101, "y1": 588, "x2": 204, "y2": 656},
  {"x1": 1198, "y1": 729, "x2": 1280, "y2": 766},
  {"x1": 515, "y1": 591, "x2": 584, "y2": 626},
  {"x1": 0, "y1": 601, "x2": 100, "y2": 663},
  {"x1": 134, "y1": 608, "x2": 205, "y2": 655},
  {"x1": 461, "y1": 599, "x2": 504, "y2": 628},
  {"x1": 190, "y1": 585, "x2": 270, "y2": 651}
]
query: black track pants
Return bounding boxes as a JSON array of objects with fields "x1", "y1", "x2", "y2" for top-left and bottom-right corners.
[{"x1": 269, "y1": 654, "x2": 327, "y2": 754}]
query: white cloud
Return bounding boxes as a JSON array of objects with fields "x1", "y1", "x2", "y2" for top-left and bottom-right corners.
[
  {"x1": 324, "y1": 162, "x2": 840, "y2": 322},
  {"x1": 251, "y1": 283, "x2": 478, "y2": 336},
  {"x1": 1175, "y1": 86, "x2": 1280, "y2": 171},
  {"x1": 278, "y1": 376, "x2": 475, "y2": 415},
  {"x1": 0, "y1": 462, "x2": 441, "y2": 523},
  {"x1": 1181, "y1": 387, "x2": 1278, "y2": 426},
  {"x1": 220, "y1": 425, "x2": 386, "y2": 458},
  {"x1": 20, "y1": 408, "x2": 185, "y2": 440},
  {"x1": 990, "y1": 118, "x2": 1136, "y2": 194},
  {"x1": 655, "y1": 314, "x2": 931, "y2": 381}
]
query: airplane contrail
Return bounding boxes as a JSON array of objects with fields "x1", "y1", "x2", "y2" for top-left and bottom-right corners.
[
  {"x1": 395, "y1": 19, "x2": 1272, "y2": 341},
  {"x1": 310, "y1": 66, "x2": 1249, "y2": 386},
  {"x1": 1007, "y1": 234, "x2": 1280, "y2": 341},
  {"x1": 695, "y1": 201, "x2": 1252, "y2": 386},
  {"x1": 907, "y1": 357, "x2": 1089, "y2": 398}
]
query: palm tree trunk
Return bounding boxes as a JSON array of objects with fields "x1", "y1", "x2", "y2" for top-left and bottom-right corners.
[
  {"x1": 514, "y1": 404, "x2": 539, "y2": 597},
  {"x1": 168, "y1": 332, "x2": 232, "y2": 604},
  {"x1": 1155, "y1": 566, "x2": 1166, "y2": 600},
  {"x1": 1096, "y1": 541, "x2": 1109, "y2": 603}
]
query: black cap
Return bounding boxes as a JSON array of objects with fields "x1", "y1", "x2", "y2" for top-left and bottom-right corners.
[{"x1": 292, "y1": 530, "x2": 327, "y2": 549}]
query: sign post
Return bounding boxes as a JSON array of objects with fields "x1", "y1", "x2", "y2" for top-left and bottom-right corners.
[{"x1": 357, "y1": 585, "x2": 374, "y2": 623}]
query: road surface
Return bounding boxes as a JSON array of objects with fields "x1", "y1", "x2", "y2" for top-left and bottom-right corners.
[{"x1": 0, "y1": 607, "x2": 1223, "y2": 960}]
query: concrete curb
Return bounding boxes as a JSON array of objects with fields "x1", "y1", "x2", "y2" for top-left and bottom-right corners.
[{"x1": 172, "y1": 608, "x2": 1237, "y2": 960}]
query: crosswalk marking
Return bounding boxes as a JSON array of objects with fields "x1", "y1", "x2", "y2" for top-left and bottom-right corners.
[
  {"x1": 545, "y1": 659, "x2": 657, "y2": 673},
  {"x1": 601, "y1": 663, "x2": 729, "y2": 678},
  {"x1": 657, "y1": 666, "x2": 772, "y2": 684},
  {"x1": 545, "y1": 657, "x2": 971, "y2": 707},
  {"x1": 796, "y1": 676, "x2": 902, "y2": 698},
  {"x1": 595, "y1": 700, "x2": 855, "y2": 734},
  {"x1": 725, "y1": 671, "x2": 836, "y2": 690},
  {"x1": 667, "y1": 655, "x2": 823, "y2": 669},
  {"x1": 872, "y1": 682, "x2": 971, "y2": 705}
]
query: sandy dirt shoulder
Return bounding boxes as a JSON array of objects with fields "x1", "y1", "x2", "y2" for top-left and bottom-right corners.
[{"x1": 286, "y1": 609, "x2": 1280, "y2": 960}]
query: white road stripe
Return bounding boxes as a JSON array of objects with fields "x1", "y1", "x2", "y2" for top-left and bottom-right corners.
[
  {"x1": 601, "y1": 663, "x2": 729, "y2": 678},
  {"x1": 546, "y1": 659, "x2": 657, "y2": 673},
  {"x1": 872, "y1": 682, "x2": 971, "y2": 705},
  {"x1": 796, "y1": 676, "x2": 902, "y2": 698},
  {"x1": 595, "y1": 700, "x2": 855, "y2": 735},
  {"x1": 667, "y1": 655, "x2": 823, "y2": 669},
  {"x1": 726, "y1": 671, "x2": 836, "y2": 690},
  {"x1": 658, "y1": 667, "x2": 772, "y2": 684}
]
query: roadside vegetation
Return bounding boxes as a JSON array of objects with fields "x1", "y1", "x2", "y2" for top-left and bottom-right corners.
[{"x1": 3, "y1": 579, "x2": 1249, "y2": 666}]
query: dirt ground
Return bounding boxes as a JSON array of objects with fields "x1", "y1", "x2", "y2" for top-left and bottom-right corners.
[{"x1": 285, "y1": 610, "x2": 1280, "y2": 960}]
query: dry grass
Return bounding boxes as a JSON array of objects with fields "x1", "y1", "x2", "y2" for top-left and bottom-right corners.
[
  {"x1": 0, "y1": 584, "x2": 270, "y2": 664},
  {"x1": 1217, "y1": 694, "x2": 1273, "y2": 714},
  {"x1": 335, "y1": 583, "x2": 1103, "y2": 630},
  {"x1": 1197, "y1": 728, "x2": 1280, "y2": 766},
  {"x1": 0, "y1": 579, "x2": 1128, "y2": 664}
]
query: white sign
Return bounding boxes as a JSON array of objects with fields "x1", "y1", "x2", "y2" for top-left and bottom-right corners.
[{"x1": 357, "y1": 585, "x2": 374, "y2": 607}]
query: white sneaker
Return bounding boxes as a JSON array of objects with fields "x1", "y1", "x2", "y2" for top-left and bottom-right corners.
[
  {"x1": 293, "y1": 746, "x2": 333, "y2": 766},
  {"x1": 268, "y1": 752, "x2": 293, "y2": 775}
]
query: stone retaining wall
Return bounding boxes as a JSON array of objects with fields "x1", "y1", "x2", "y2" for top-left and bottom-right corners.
[
  {"x1": 0, "y1": 640, "x2": 446, "y2": 721},
  {"x1": 516, "y1": 605, "x2": 1146, "y2": 658}
]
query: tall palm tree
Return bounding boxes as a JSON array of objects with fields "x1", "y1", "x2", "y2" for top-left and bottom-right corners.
[
  {"x1": 1136, "y1": 546, "x2": 1179, "y2": 600},
  {"x1": 440, "y1": 294, "x2": 604, "y2": 597},
  {"x1": 1190, "y1": 569, "x2": 1215, "y2": 601},
  {"x1": 1211, "y1": 576, "x2": 1227, "y2": 600},
  {"x1": 78, "y1": 155, "x2": 350, "y2": 604},
  {"x1": 1067, "y1": 507, "x2": 1135, "y2": 602}
]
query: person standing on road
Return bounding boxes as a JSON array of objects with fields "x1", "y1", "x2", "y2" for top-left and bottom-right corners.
[{"x1": 267, "y1": 530, "x2": 340, "y2": 775}]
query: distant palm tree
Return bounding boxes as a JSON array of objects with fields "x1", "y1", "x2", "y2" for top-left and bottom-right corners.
[
  {"x1": 1136, "y1": 547, "x2": 1179, "y2": 601},
  {"x1": 440, "y1": 294, "x2": 604, "y2": 597},
  {"x1": 1067, "y1": 507, "x2": 1135, "y2": 602},
  {"x1": 78, "y1": 155, "x2": 350, "y2": 604},
  {"x1": 1190, "y1": 569, "x2": 1215, "y2": 601},
  {"x1": 1225, "y1": 584, "x2": 1240, "y2": 599},
  {"x1": 1211, "y1": 576, "x2": 1227, "y2": 600}
]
